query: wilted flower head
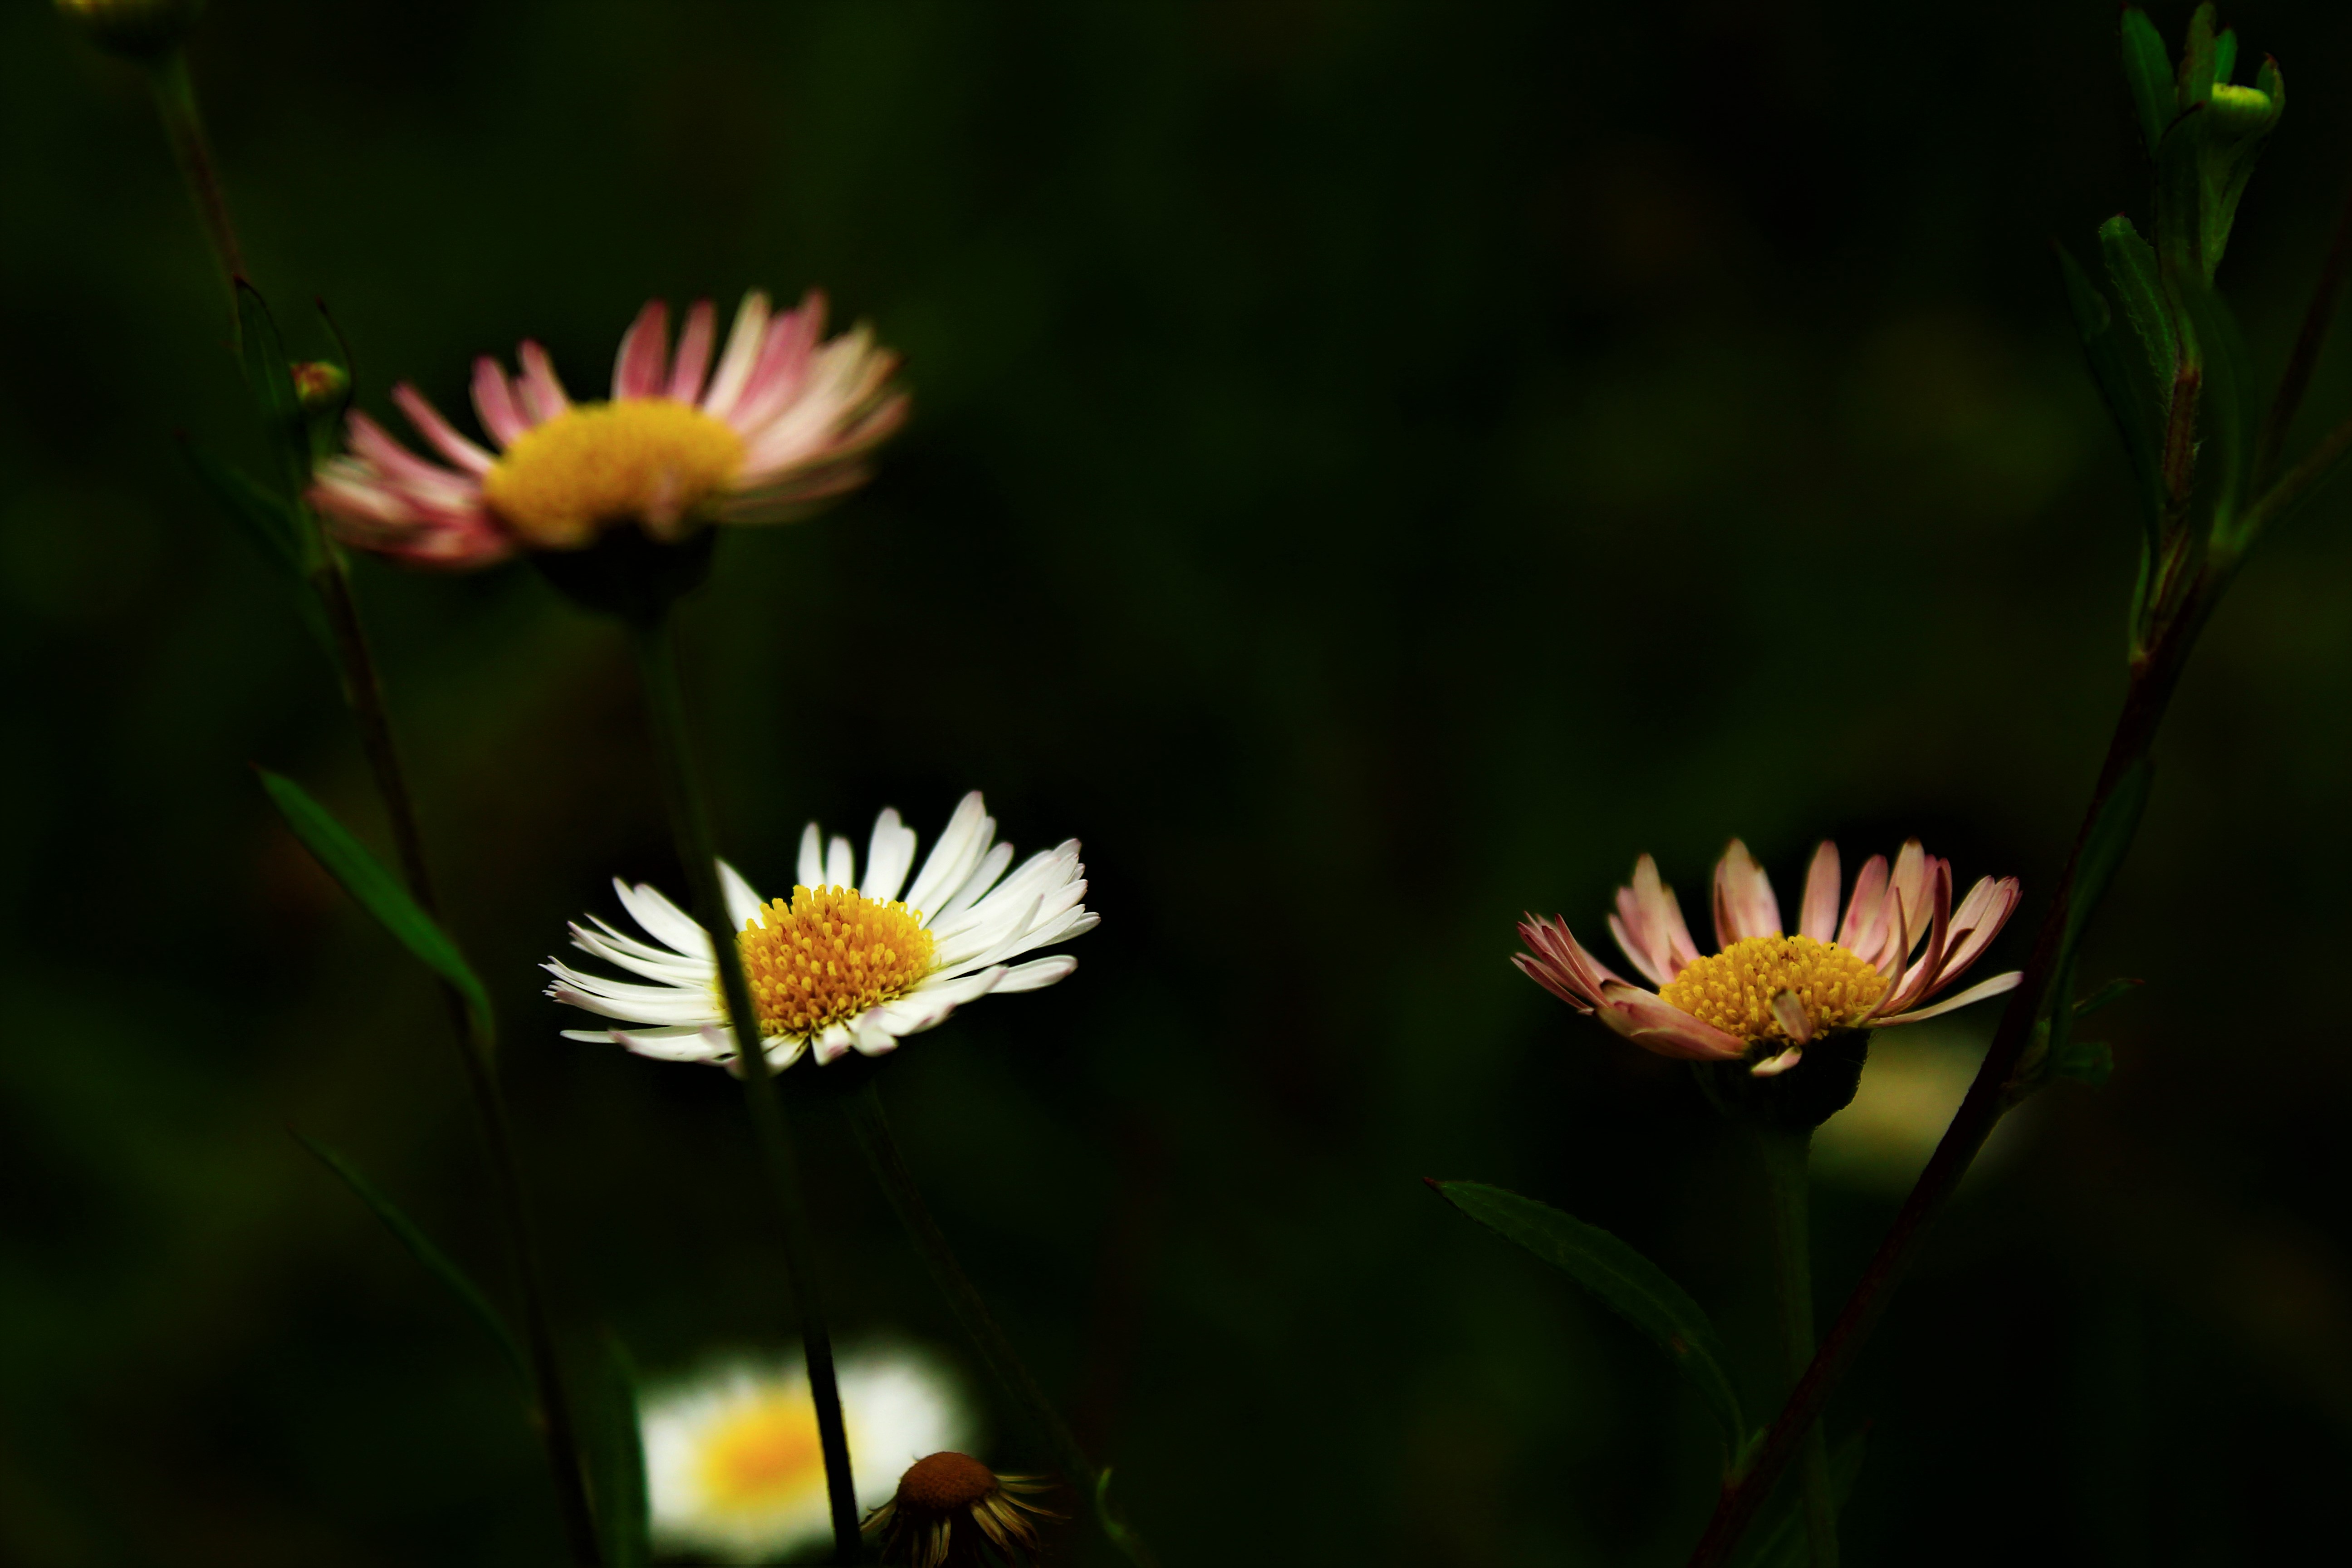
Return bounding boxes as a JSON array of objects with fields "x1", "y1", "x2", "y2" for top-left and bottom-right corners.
[
  {"x1": 1515, "y1": 838, "x2": 2021, "y2": 1077},
  {"x1": 309, "y1": 290, "x2": 906, "y2": 568},
  {"x1": 547, "y1": 791, "x2": 1094, "y2": 1073},
  {"x1": 865, "y1": 1452, "x2": 1057, "y2": 1568},
  {"x1": 642, "y1": 1345, "x2": 969, "y2": 1564}
]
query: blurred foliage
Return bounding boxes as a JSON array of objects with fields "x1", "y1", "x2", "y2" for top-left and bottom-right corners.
[{"x1": 4, "y1": 0, "x2": 2352, "y2": 1563}]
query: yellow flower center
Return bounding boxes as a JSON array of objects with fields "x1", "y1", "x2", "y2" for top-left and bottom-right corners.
[
  {"x1": 1657, "y1": 935, "x2": 1888, "y2": 1044},
  {"x1": 481, "y1": 397, "x2": 745, "y2": 548},
  {"x1": 697, "y1": 1390, "x2": 828, "y2": 1515},
  {"x1": 734, "y1": 885, "x2": 938, "y2": 1039}
]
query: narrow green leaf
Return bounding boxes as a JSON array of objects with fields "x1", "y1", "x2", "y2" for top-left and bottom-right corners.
[
  {"x1": 1731, "y1": 1430, "x2": 1869, "y2": 1568},
  {"x1": 2179, "y1": 5, "x2": 2217, "y2": 108},
  {"x1": 296, "y1": 1132, "x2": 529, "y2": 1389},
  {"x1": 2210, "y1": 28, "x2": 2237, "y2": 88},
  {"x1": 2057, "y1": 244, "x2": 2166, "y2": 540},
  {"x1": 2061, "y1": 760, "x2": 2152, "y2": 969},
  {"x1": 2097, "y1": 216, "x2": 2177, "y2": 416},
  {"x1": 235, "y1": 281, "x2": 314, "y2": 502},
  {"x1": 2073, "y1": 977, "x2": 2143, "y2": 1019},
  {"x1": 181, "y1": 440, "x2": 335, "y2": 652},
  {"x1": 1435, "y1": 1180, "x2": 1747, "y2": 1459},
  {"x1": 592, "y1": 1332, "x2": 652, "y2": 1568},
  {"x1": 2175, "y1": 271, "x2": 2257, "y2": 534},
  {"x1": 255, "y1": 768, "x2": 490, "y2": 1023},
  {"x1": 2119, "y1": 8, "x2": 2175, "y2": 156},
  {"x1": 2054, "y1": 1040, "x2": 2116, "y2": 1089}
]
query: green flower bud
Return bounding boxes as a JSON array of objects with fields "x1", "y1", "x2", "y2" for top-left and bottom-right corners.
[
  {"x1": 2206, "y1": 81, "x2": 2279, "y2": 137},
  {"x1": 289, "y1": 361, "x2": 350, "y2": 413},
  {"x1": 54, "y1": 0, "x2": 206, "y2": 59}
]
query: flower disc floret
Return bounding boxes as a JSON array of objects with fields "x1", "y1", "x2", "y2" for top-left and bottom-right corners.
[
  {"x1": 482, "y1": 398, "x2": 746, "y2": 546},
  {"x1": 738, "y1": 886, "x2": 937, "y2": 1039},
  {"x1": 1657, "y1": 934, "x2": 1886, "y2": 1045}
]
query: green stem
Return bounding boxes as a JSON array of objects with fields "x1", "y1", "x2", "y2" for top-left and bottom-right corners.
[
  {"x1": 135, "y1": 46, "x2": 604, "y2": 1561},
  {"x1": 1754, "y1": 1129, "x2": 1836, "y2": 1568},
  {"x1": 845, "y1": 1083, "x2": 1160, "y2": 1568},
  {"x1": 143, "y1": 50, "x2": 245, "y2": 289},
  {"x1": 629, "y1": 613, "x2": 862, "y2": 1564}
]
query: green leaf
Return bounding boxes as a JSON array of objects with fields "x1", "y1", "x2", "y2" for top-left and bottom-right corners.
[
  {"x1": 2073, "y1": 977, "x2": 2143, "y2": 1019},
  {"x1": 2210, "y1": 28, "x2": 2237, "y2": 89},
  {"x1": 2057, "y1": 244, "x2": 2166, "y2": 541},
  {"x1": 2179, "y1": 5, "x2": 2217, "y2": 109},
  {"x1": 590, "y1": 1332, "x2": 652, "y2": 1568},
  {"x1": 2119, "y1": 8, "x2": 2175, "y2": 156},
  {"x1": 1434, "y1": 1180, "x2": 1747, "y2": 1460},
  {"x1": 235, "y1": 281, "x2": 315, "y2": 502},
  {"x1": 181, "y1": 440, "x2": 334, "y2": 652},
  {"x1": 255, "y1": 769, "x2": 490, "y2": 1024},
  {"x1": 296, "y1": 1132, "x2": 529, "y2": 1389},
  {"x1": 2061, "y1": 760, "x2": 2152, "y2": 970},
  {"x1": 2097, "y1": 216, "x2": 2178, "y2": 418},
  {"x1": 2054, "y1": 1040, "x2": 2116, "y2": 1089},
  {"x1": 2175, "y1": 271, "x2": 2257, "y2": 535},
  {"x1": 1731, "y1": 1429, "x2": 1869, "y2": 1568}
]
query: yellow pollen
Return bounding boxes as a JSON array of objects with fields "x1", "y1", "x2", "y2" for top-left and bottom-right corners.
[
  {"x1": 732, "y1": 885, "x2": 937, "y2": 1039},
  {"x1": 1657, "y1": 935, "x2": 1887, "y2": 1044},
  {"x1": 480, "y1": 397, "x2": 745, "y2": 548},
  {"x1": 696, "y1": 1391, "x2": 828, "y2": 1515}
]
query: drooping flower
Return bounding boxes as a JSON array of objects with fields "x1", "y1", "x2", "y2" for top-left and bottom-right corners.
[
  {"x1": 309, "y1": 290, "x2": 907, "y2": 568},
  {"x1": 1515, "y1": 838, "x2": 2021, "y2": 1076},
  {"x1": 547, "y1": 792, "x2": 1093, "y2": 1072},
  {"x1": 642, "y1": 1345, "x2": 970, "y2": 1564},
  {"x1": 864, "y1": 1452, "x2": 1057, "y2": 1568}
]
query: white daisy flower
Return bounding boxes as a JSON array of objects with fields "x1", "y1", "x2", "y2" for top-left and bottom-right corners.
[
  {"x1": 546, "y1": 791, "x2": 1094, "y2": 1071},
  {"x1": 642, "y1": 1344, "x2": 971, "y2": 1564}
]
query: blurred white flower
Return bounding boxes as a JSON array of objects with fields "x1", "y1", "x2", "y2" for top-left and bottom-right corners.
[{"x1": 642, "y1": 1343, "x2": 971, "y2": 1564}]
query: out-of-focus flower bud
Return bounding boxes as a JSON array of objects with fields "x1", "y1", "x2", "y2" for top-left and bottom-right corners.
[
  {"x1": 54, "y1": 0, "x2": 207, "y2": 59},
  {"x1": 290, "y1": 361, "x2": 351, "y2": 414},
  {"x1": 2206, "y1": 77, "x2": 2281, "y2": 138}
]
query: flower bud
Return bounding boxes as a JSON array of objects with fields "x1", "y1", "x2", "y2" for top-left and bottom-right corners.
[
  {"x1": 2205, "y1": 80, "x2": 2279, "y2": 137},
  {"x1": 54, "y1": 0, "x2": 206, "y2": 59},
  {"x1": 289, "y1": 361, "x2": 350, "y2": 413}
]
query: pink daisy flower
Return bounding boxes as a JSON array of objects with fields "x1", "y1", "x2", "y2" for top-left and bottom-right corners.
[
  {"x1": 309, "y1": 291, "x2": 908, "y2": 568},
  {"x1": 1515, "y1": 839, "x2": 2023, "y2": 1077}
]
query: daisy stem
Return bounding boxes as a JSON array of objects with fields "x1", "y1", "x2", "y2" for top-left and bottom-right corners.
[
  {"x1": 1752, "y1": 1128, "x2": 1836, "y2": 1568},
  {"x1": 132, "y1": 44, "x2": 608, "y2": 1566},
  {"x1": 1685, "y1": 581, "x2": 2215, "y2": 1568},
  {"x1": 629, "y1": 612, "x2": 864, "y2": 1565},
  {"x1": 142, "y1": 49, "x2": 246, "y2": 291},
  {"x1": 846, "y1": 1083, "x2": 1161, "y2": 1568}
]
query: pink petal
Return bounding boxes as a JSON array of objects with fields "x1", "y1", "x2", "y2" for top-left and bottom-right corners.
[
  {"x1": 611, "y1": 299, "x2": 671, "y2": 401},
  {"x1": 701, "y1": 290, "x2": 772, "y2": 419},
  {"x1": 392, "y1": 383, "x2": 494, "y2": 473},
  {"x1": 1874, "y1": 970, "x2": 2023, "y2": 1026},
  {"x1": 1711, "y1": 839, "x2": 1782, "y2": 949},
  {"x1": 666, "y1": 299, "x2": 717, "y2": 403},
  {"x1": 1838, "y1": 853, "x2": 1890, "y2": 958},
  {"x1": 1608, "y1": 909, "x2": 1675, "y2": 989},
  {"x1": 1798, "y1": 839, "x2": 1841, "y2": 941},
  {"x1": 471, "y1": 357, "x2": 531, "y2": 446},
  {"x1": 1596, "y1": 981, "x2": 1747, "y2": 1061},
  {"x1": 1932, "y1": 877, "x2": 2021, "y2": 990},
  {"x1": 1769, "y1": 990, "x2": 1814, "y2": 1044},
  {"x1": 344, "y1": 412, "x2": 478, "y2": 503},
  {"x1": 516, "y1": 341, "x2": 572, "y2": 424},
  {"x1": 1889, "y1": 841, "x2": 1932, "y2": 956},
  {"x1": 1514, "y1": 915, "x2": 1622, "y2": 1011},
  {"x1": 1750, "y1": 1046, "x2": 1804, "y2": 1077},
  {"x1": 726, "y1": 290, "x2": 825, "y2": 434}
]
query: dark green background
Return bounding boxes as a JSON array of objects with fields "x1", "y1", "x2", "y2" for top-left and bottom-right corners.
[{"x1": 5, "y1": 1, "x2": 2350, "y2": 1562}]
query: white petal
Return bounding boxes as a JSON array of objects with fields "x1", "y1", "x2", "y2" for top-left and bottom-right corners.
[
  {"x1": 993, "y1": 955, "x2": 1076, "y2": 992},
  {"x1": 860, "y1": 808, "x2": 918, "y2": 902},
  {"x1": 798, "y1": 823, "x2": 825, "y2": 889},
  {"x1": 718, "y1": 860, "x2": 764, "y2": 930},
  {"x1": 825, "y1": 834, "x2": 856, "y2": 891},
  {"x1": 613, "y1": 879, "x2": 711, "y2": 959},
  {"x1": 903, "y1": 792, "x2": 990, "y2": 913}
]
